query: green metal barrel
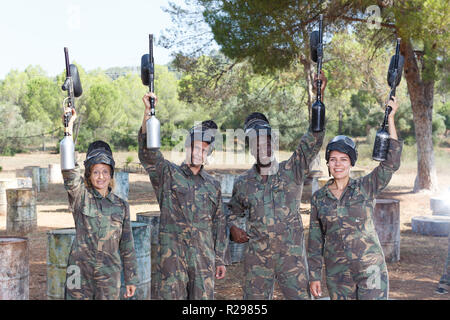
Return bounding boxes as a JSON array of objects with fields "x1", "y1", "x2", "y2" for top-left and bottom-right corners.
[
  {"x1": 136, "y1": 211, "x2": 159, "y2": 299},
  {"x1": 46, "y1": 228, "x2": 76, "y2": 300},
  {"x1": 120, "y1": 221, "x2": 151, "y2": 300}
]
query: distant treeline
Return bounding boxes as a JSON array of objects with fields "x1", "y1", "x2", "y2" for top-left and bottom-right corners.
[{"x1": 0, "y1": 33, "x2": 448, "y2": 156}]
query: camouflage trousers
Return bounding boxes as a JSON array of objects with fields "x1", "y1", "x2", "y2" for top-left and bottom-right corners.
[
  {"x1": 324, "y1": 253, "x2": 388, "y2": 300},
  {"x1": 155, "y1": 237, "x2": 215, "y2": 300},
  {"x1": 64, "y1": 260, "x2": 122, "y2": 300},
  {"x1": 242, "y1": 237, "x2": 310, "y2": 300},
  {"x1": 438, "y1": 235, "x2": 450, "y2": 289}
]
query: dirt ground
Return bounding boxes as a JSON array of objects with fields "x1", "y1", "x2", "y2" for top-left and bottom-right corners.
[{"x1": 1, "y1": 150, "x2": 450, "y2": 300}]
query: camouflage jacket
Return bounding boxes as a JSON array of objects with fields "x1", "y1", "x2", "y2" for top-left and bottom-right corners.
[
  {"x1": 62, "y1": 164, "x2": 139, "y2": 286},
  {"x1": 307, "y1": 138, "x2": 403, "y2": 281},
  {"x1": 228, "y1": 128, "x2": 325, "y2": 246},
  {"x1": 138, "y1": 128, "x2": 227, "y2": 266}
]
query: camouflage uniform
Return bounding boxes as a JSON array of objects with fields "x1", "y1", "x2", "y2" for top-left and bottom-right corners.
[
  {"x1": 438, "y1": 234, "x2": 450, "y2": 291},
  {"x1": 228, "y1": 128, "x2": 325, "y2": 300},
  {"x1": 308, "y1": 138, "x2": 403, "y2": 300},
  {"x1": 138, "y1": 128, "x2": 227, "y2": 300},
  {"x1": 62, "y1": 164, "x2": 139, "y2": 300}
]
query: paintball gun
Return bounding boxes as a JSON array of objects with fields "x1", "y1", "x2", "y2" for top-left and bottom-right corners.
[
  {"x1": 372, "y1": 38, "x2": 404, "y2": 162},
  {"x1": 60, "y1": 47, "x2": 83, "y2": 170},
  {"x1": 141, "y1": 34, "x2": 161, "y2": 149},
  {"x1": 309, "y1": 14, "x2": 325, "y2": 132}
]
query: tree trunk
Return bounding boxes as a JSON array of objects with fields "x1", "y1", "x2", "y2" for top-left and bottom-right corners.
[{"x1": 401, "y1": 40, "x2": 438, "y2": 192}]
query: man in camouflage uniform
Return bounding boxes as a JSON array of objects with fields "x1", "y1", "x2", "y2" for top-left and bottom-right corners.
[
  {"x1": 308, "y1": 97, "x2": 402, "y2": 300},
  {"x1": 228, "y1": 72, "x2": 327, "y2": 300},
  {"x1": 62, "y1": 111, "x2": 139, "y2": 300},
  {"x1": 138, "y1": 92, "x2": 227, "y2": 300},
  {"x1": 436, "y1": 234, "x2": 450, "y2": 294}
]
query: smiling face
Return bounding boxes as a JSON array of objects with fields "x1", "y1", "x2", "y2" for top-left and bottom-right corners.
[
  {"x1": 89, "y1": 163, "x2": 112, "y2": 193},
  {"x1": 186, "y1": 140, "x2": 210, "y2": 166},
  {"x1": 328, "y1": 150, "x2": 352, "y2": 180}
]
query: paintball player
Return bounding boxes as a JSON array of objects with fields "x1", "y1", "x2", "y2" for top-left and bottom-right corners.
[
  {"x1": 138, "y1": 92, "x2": 227, "y2": 300},
  {"x1": 228, "y1": 72, "x2": 327, "y2": 300},
  {"x1": 61, "y1": 108, "x2": 139, "y2": 300},
  {"x1": 308, "y1": 97, "x2": 403, "y2": 300}
]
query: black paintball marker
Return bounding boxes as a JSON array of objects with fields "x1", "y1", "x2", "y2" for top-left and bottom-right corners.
[
  {"x1": 141, "y1": 34, "x2": 160, "y2": 149},
  {"x1": 309, "y1": 14, "x2": 325, "y2": 132},
  {"x1": 60, "y1": 47, "x2": 83, "y2": 170},
  {"x1": 372, "y1": 38, "x2": 404, "y2": 161}
]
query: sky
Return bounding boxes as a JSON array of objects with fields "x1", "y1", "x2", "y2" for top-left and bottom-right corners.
[{"x1": 0, "y1": 0, "x2": 186, "y2": 79}]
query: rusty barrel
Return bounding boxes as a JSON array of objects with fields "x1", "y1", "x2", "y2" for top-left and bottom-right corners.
[
  {"x1": 39, "y1": 167, "x2": 49, "y2": 191},
  {"x1": 223, "y1": 196, "x2": 248, "y2": 264},
  {"x1": 373, "y1": 199, "x2": 400, "y2": 263},
  {"x1": 120, "y1": 221, "x2": 151, "y2": 300},
  {"x1": 113, "y1": 171, "x2": 129, "y2": 201},
  {"x1": 0, "y1": 237, "x2": 29, "y2": 299},
  {"x1": 6, "y1": 188, "x2": 37, "y2": 236},
  {"x1": 136, "y1": 211, "x2": 159, "y2": 299},
  {"x1": 46, "y1": 228, "x2": 76, "y2": 300}
]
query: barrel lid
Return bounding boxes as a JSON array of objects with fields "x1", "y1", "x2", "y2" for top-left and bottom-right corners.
[{"x1": 0, "y1": 237, "x2": 28, "y2": 244}]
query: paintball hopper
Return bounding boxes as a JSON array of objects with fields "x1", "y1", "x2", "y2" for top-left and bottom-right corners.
[
  {"x1": 141, "y1": 53, "x2": 153, "y2": 87},
  {"x1": 62, "y1": 64, "x2": 83, "y2": 97},
  {"x1": 309, "y1": 30, "x2": 320, "y2": 63},
  {"x1": 387, "y1": 54, "x2": 405, "y2": 88}
]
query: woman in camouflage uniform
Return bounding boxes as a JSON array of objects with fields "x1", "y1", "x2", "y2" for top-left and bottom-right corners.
[
  {"x1": 61, "y1": 108, "x2": 139, "y2": 300},
  {"x1": 307, "y1": 97, "x2": 403, "y2": 300}
]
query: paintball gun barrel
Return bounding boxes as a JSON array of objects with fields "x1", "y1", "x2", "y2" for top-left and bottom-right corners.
[
  {"x1": 60, "y1": 47, "x2": 82, "y2": 170},
  {"x1": 141, "y1": 34, "x2": 161, "y2": 149},
  {"x1": 310, "y1": 14, "x2": 325, "y2": 132},
  {"x1": 372, "y1": 38, "x2": 404, "y2": 162}
]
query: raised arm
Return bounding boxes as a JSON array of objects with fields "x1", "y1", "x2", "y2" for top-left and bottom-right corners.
[
  {"x1": 361, "y1": 96, "x2": 403, "y2": 199},
  {"x1": 138, "y1": 93, "x2": 171, "y2": 200},
  {"x1": 285, "y1": 71, "x2": 327, "y2": 184},
  {"x1": 61, "y1": 107, "x2": 84, "y2": 213}
]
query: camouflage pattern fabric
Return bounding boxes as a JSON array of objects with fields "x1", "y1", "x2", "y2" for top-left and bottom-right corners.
[
  {"x1": 138, "y1": 128, "x2": 227, "y2": 300},
  {"x1": 62, "y1": 164, "x2": 139, "y2": 300},
  {"x1": 438, "y1": 234, "x2": 450, "y2": 290},
  {"x1": 308, "y1": 138, "x2": 403, "y2": 300},
  {"x1": 228, "y1": 128, "x2": 325, "y2": 300}
]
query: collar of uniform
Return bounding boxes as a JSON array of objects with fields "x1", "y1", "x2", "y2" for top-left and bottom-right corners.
[
  {"x1": 324, "y1": 177, "x2": 357, "y2": 198},
  {"x1": 91, "y1": 186, "x2": 114, "y2": 201},
  {"x1": 180, "y1": 162, "x2": 206, "y2": 180},
  {"x1": 250, "y1": 159, "x2": 279, "y2": 182}
]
